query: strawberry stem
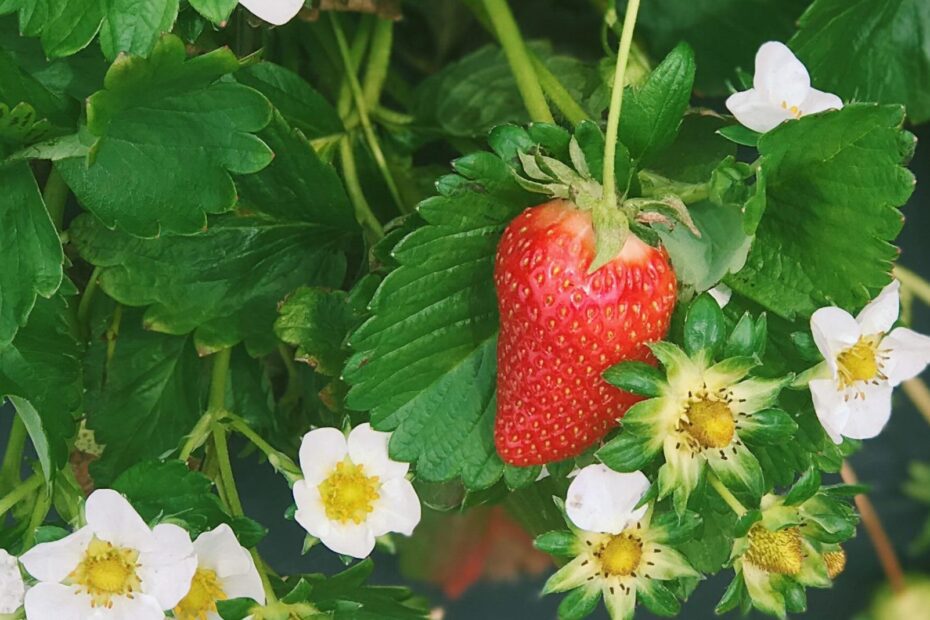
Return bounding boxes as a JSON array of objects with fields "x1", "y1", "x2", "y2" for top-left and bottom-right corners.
[{"x1": 708, "y1": 472, "x2": 747, "y2": 516}]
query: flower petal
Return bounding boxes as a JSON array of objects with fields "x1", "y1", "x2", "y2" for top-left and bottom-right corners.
[
  {"x1": 0, "y1": 549, "x2": 24, "y2": 613},
  {"x1": 753, "y1": 41, "x2": 810, "y2": 104},
  {"x1": 367, "y1": 477, "x2": 421, "y2": 537},
  {"x1": 810, "y1": 379, "x2": 849, "y2": 444},
  {"x1": 810, "y1": 307, "x2": 861, "y2": 374},
  {"x1": 86, "y1": 489, "x2": 153, "y2": 551},
  {"x1": 726, "y1": 88, "x2": 794, "y2": 133},
  {"x1": 856, "y1": 280, "x2": 900, "y2": 335},
  {"x1": 565, "y1": 465, "x2": 649, "y2": 535},
  {"x1": 842, "y1": 385, "x2": 893, "y2": 440},
  {"x1": 23, "y1": 583, "x2": 88, "y2": 620},
  {"x1": 298, "y1": 427, "x2": 347, "y2": 484},
  {"x1": 222, "y1": 569, "x2": 267, "y2": 606},
  {"x1": 107, "y1": 592, "x2": 166, "y2": 620},
  {"x1": 542, "y1": 553, "x2": 598, "y2": 594},
  {"x1": 193, "y1": 524, "x2": 253, "y2": 579},
  {"x1": 139, "y1": 523, "x2": 197, "y2": 610},
  {"x1": 293, "y1": 479, "x2": 331, "y2": 539},
  {"x1": 347, "y1": 423, "x2": 408, "y2": 480},
  {"x1": 882, "y1": 327, "x2": 930, "y2": 385},
  {"x1": 239, "y1": 0, "x2": 304, "y2": 26},
  {"x1": 319, "y1": 522, "x2": 376, "y2": 559},
  {"x1": 708, "y1": 284, "x2": 732, "y2": 308},
  {"x1": 801, "y1": 88, "x2": 844, "y2": 116},
  {"x1": 20, "y1": 526, "x2": 92, "y2": 583}
]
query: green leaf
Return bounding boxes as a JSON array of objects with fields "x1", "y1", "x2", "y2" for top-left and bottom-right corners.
[
  {"x1": 602, "y1": 361, "x2": 665, "y2": 397},
  {"x1": 634, "y1": 0, "x2": 810, "y2": 95},
  {"x1": 0, "y1": 162, "x2": 63, "y2": 346},
  {"x1": 683, "y1": 293, "x2": 725, "y2": 357},
  {"x1": 715, "y1": 574, "x2": 747, "y2": 615},
  {"x1": 71, "y1": 213, "x2": 347, "y2": 356},
  {"x1": 0, "y1": 43, "x2": 78, "y2": 132},
  {"x1": 275, "y1": 288, "x2": 355, "y2": 377},
  {"x1": 189, "y1": 0, "x2": 238, "y2": 23},
  {"x1": 740, "y1": 408, "x2": 798, "y2": 446},
  {"x1": 784, "y1": 467, "x2": 821, "y2": 506},
  {"x1": 619, "y1": 42, "x2": 695, "y2": 163},
  {"x1": 639, "y1": 579, "x2": 681, "y2": 617},
  {"x1": 57, "y1": 35, "x2": 273, "y2": 236},
  {"x1": 791, "y1": 0, "x2": 930, "y2": 124},
  {"x1": 86, "y1": 311, "x2": 202, "y2": 486},
  {"x1": 596, "y1": 430, "x2": 657, "y2": 472},
  {"x1": 726, "y1": 104, "x2": 915, "y2": 319},
  {"x1": 0, "y1": 294, "x2": 81, "y2": 480},
  {"x1": 216, "y1": 598, "x2": 258, "y2": 620},
  {"x1": 648, "y1": 114, "x2": 737, "y2": 183},
  {"x1": 99, "y1": 0, "x2": 179, "y2": 60},
  {"x1": 503, "y1": 463, "x2": 541, "y2": 490},
  {"x1": 14, "y1": 0, "x2": 104, "y2": 59}
]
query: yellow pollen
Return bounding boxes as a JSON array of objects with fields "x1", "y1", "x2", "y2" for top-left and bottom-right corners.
[
  {"x1": 318, "y1": 460, "x2": 380, "y2": 524},
  {"x1": 598, "y1": 534, "x2": 643, "y2": 577},
  {"x1": 174, "y1": 568, "x2": 227, "y2": 620},
  {"x1": 745, "y1": 525, "x2": 803, "y2": 575},
  {"x1": 780, "y1": 100, "x2": 802, "y2": 118},
  {"x1": 68, "y1": 537, "x2": 142, "y2": 608},
  {"x1": 837, "y1": 336, "x2": 884, "y2": 387},
  {"x1": 824, "y1": 549, "x2": 847, "y2": 579},
  {"x1": 685, "y1": 398, "x2": 735, "y2": 448}
]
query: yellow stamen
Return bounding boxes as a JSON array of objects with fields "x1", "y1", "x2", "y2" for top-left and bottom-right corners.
[
  {"x1": 685, "y1": 398, "x2": 735, "y2": 449},
  {"x1": 745, "y1": 525, "x2": 803, "y2": 576},
  {"x1": 837, "y1": 335, "x2": 884, "y2": 388},
  {"x1": 174, "y1": 568, "x2": 227, "y2": 620},
  {"x1": 780, "y1": 100, "x2": 803, "y2": 118},
  {"x1": 318, "y1": 460, "x2": 380, "y2": 524},
  {"x1": 824, "y1": 549, "x2": 847, "y2": 579},
  {"x1": 68, "y1": 537, "x2": 142, "y2": 608},
  {"x1": 598, "y1": 533, "x2": 643, "y2": 577}
]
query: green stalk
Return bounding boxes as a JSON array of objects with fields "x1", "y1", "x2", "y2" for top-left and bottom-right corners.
[
  {"x1": 339, "y1": 137, "x2": 384, "y2": 239},
  {"x1": 0, "y1": 473, "x2": 42, "y2": 519},
  {"x1": 708, "y1": 472, "x2": 747, "y2": 517},
  {"x1": 226, "y1": 414, "x2": 301, "y2": 482},
  {"x1": 602, "y1": 0, "x2": 642, "y2": 210},
  {"x1": 0, "y1": 416, "x2": 27, "y2": 493},
  {"x1": 336, "y1": 16, "x2": 375, "y2": 118},
  {"x1": 76, "y1": 266, "x2": 101, "y2": 331},
  {"x1": 42, "y1": 165, "x2": 69, "y2": 232},
  {"x1": 481, "y1": 0, "x2": 555, "y2": 124},
  {"x1": 362, "y1": 20, "x2": 394, "y2": 110},
  {"x1": 529, "y1": 55, "x2": 591, "y2": 125},
  {"x1": 180, "y1": 348, "x2": 232, "y2": 461},
  {"x1": 23, "y1": 483, "x2": 51, "y2": 549}
]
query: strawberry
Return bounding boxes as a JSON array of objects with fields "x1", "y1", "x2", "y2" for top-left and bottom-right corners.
[{"x1": 494, "y1": 199, "x2": 677, "y2": 466}]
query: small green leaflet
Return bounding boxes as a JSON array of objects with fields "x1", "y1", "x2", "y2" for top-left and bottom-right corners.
[
  {"x1": 276, "y1": 288, "x2": 355, "y2": 377},
  {"x1": 99, "y1": 0, "x2": 179, "y2": 60},
  {"x1": 189, "y1": 0, "x2": 238, "y2": 24},
  {"x1": 0, "y1": 44, "x2": 78, "y2": 132},
  {"x1": 727, "y1": 104, "x2": 915, "y2": 319},
  {"x1": 57, "y1": 35, "x2": 273, "y2": 236},
  {"x1": 85, "y1": 310, "x2": 201, "y2": 486},
  {"x1": 0, "y1": 294, "x2": 81, "y2": 482},
  {"x1": 791, "y1": 0, "x2": 930, "y2": 124},
  {"x1": 0, "y1": 162, "x2": 63, "y2": 346}
]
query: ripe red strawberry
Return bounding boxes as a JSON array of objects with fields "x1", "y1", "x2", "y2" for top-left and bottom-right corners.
[{"x1": 494, "y1": 199, "x2": 677, "y2": 466}]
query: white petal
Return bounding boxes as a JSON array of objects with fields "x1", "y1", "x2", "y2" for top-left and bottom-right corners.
[
  {"x1": 0, "y1": 549, "x2": 24, "y2": 613},
  {"x1": 298, "y1": 427, "x2": 348, "y2": 485},
  {"x1": 708, "y1": 284, "x2": 732, "y2": 308},
  {"x1": 882, "y1": 327, "x2": 930, "y2": 385},
  {"x1": 367, "y1": 478, "x2": 421, "y2": 537},
  {"x1": 753, "y1": 41, "x2": 810, "y2": 104},
  {"x1": 239, "y1": 0, "x2": 304, "y2": 26},
  {"x1": 856, "y1": 280, "x2": 900, "y2": 335},
  {"x1": 347, "y1": 423, "x2": 408, "y2": 480},
  {"x1": 565, "y1": 464, "x2": 649, "y2": 535},
  {"x1": 800, "y1": 88, "x2": 844, "y2": 115},
  {"x1": 23, "y1": 583, "x2": 88, "y2": 620},
  {"x1": 810, "y1": 307, "x2": 861, "y2": 374},
  {"x1": 726, "y1": 89, "x2": 793, "y2": 133},
  {"x1": 86, "y1": 489, "x2": 153, "y2": 551},
  {"x1": 105, "y1": 593, "x2": 165, "y2": 620},
  {"x1": 193, "y1": 524, "x2": 253, "y2": 579},
  {"x1": 222, "y1": 569, "x2": 266, "y2": 606},
  {"x1": 319, "y1": 522, "x2": 376, "y2": 559},
  {"x1": 810, "y1": 379, "x2": 849, "y2": 445},
  {"x1": 138, "y1": 523, "x2": 196, "y2": 610},
  {"x1": 293, "y1": 479, "x2": 331, "y2": 539},
  {"x1": 20, "y1": 526, "x2": 92, "y2": 583},
  {"x1": 842, "y1": 385, "x2": 893, "y2": 440}
]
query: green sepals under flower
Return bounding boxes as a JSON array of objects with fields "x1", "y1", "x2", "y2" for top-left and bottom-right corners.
[
  {"x1": 538, "y1": 503, "x2": 701, "y2": 620},
  {"x1": 718, "y1": 491, "x2": 858, "y2": 617},
  {"x1": 599, "y1": 297, "x2": 795, "y2": 515}
]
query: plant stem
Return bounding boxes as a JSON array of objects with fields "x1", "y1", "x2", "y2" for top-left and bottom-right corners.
[
  {"x1": 902, "y1": 378, "x2": 930, "y2": 427},
  {"x1": 896, "y1": 265, "x2": 930, "y2": 307},
  {"x1": 77, "y1": 266, "x2": 101, "y2": 331},
  {"x1": 339, "y1": 137, "x2": 384, "y2": 240},
  {"x1": 226, "y1": 414, "x2": 301, "y2": 481},
  {"x1": 481, "y1": 0, "x2": 554, "y2": 124},
  {"x1": 213, "y1": 425, "x2": 243, "y2": 516},
  {"x1": 529, "y1": 55, "x2": 591, "y2": 125},
  {"x1": 105, "y1": 304, "x2": 123, "y2": 367},
  {"x1": 42, "y1": 165, "x2": 69, "y2": 232},
  {"x1": 708, "y1": 472, "x2": 747, "y2": 516},
  {"x1": 330, "y1": 13, "x2": 405, "y2": 214},
  {"x1": 362, "y1": 19, "x2": 393, "y2": 110},
  {"x1": 602, "y1": 0, "x2": 641, "y2": 210},
  {"x1": 336, "y1": 16, "x2": 375, "y2": 118},
  {"x1": 0, "y1": 416, "x2": 27, "y2": 493},
  {"x1": 209, "y1": 348, "x2": 232, "y2": 413},
  {"x1": 23, "y1": 483, "x2": 51, "y2": 549},
  {"x1": 841, "y1": 461, "x2": 906, "y2": 595},
  {"x1": 0, "y1": 473, "x2": 42, "y2": 519}
]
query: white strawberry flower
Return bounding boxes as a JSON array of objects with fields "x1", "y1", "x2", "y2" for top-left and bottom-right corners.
[
  {"x1": 173, "y1": 524, "x2": 265, "y2": 620},
  {"x1": 239, "y1": 0, "x2": 304, "y2": 25},
  {"x1": 565, "y1": 465, "x2": 650, "y2": 535},
  {"x1": 810, "y1": 280, "x2": 930, "y2": 443},
  {"x1": 292, "y1": 423, "x2": 421, "y2": 559},
  {"x1": 726, "y1": 41, "x2": 843, "y2": 133},
  {"x1": 0, "y1": 549, "x2": 24, "y2": 614},
  {"x1": 20, "y1": 489, "x2": 197, "y2": 619}
]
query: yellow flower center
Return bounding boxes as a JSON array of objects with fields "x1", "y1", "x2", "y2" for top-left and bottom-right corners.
[
  {"x1": 174, "y1": 568, "x2": 227, "y2": 620},
  {"x1": 824, "y1": 549, "x2": 847, "y2": 579},
  {"x1": 837, "y1": 335, "x2": 885, "y2": 387},
  {"x1": 598, "y1": 533, "x2": 643, "y2": 577},
  {"x1": 68, "y1": 537, "x2": 142, "y2": 608},
  {"x1": 780, "y1": 100, "x2": 802, "y2": 118},
  {"x1": 685, "y1": 398, "x2": 735, "y2": 449},
  {"x1": 318, "y1": 460, "x2": 380, "y2": 524},
  {"x1": 745, "y1": 525, "x2": 803, "y2": 576}
]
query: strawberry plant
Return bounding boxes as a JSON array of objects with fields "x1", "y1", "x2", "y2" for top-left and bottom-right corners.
[{"x1": 1, "y1": 0, "x2": 930, "y2": 618}]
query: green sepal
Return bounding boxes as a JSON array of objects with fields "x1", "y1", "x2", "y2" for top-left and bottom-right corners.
[
  {"x1": 557, "y1": 585, "x2": 601, "y2": 620},
  {"x1": 534, "y1": 530, "x2": 578, "y2": 557},
  {"x1": 784, "y1": 467, "x2": 822, "y2": 506},
  {"x1": 638, "y1": 579, "x2": 680, "y2": 617},
  {"x1": 598, "y1": 429, "x2": 658, "y2": 472},
  {"x1": 739, "y1": 408, "x2": 798, "y2": 446},
  {"x1": 650, "y1": 510, "x2": 702, "y2": 545},
  {"x1": 603, "y1": 361, "x2": 665, "y2": 397},
  {"x1": 717, "y1": 124, "x2": 760, "y2": 148},
  {"x1": 683, "y1": 293, "x2": 726, "y2": 357},
  {"x1": 589, "y1": 205, "x2": 630, "y2": 274},
  {"x1": 216, "y1": 598, "x2": 258, "y2": 620},
  {"x1": 503, "y1": 463, "x2": 542, "y2": 490},
  {"x1": 715, "y1": 573, "x2": 747, "y2": 615},
  {"x1": 733, "y1": 509, "x2": 762, "y2": 538},
  {"x1": 781, "y1": 579, "x2": 807, "y2": 614},
  {"x1": 724, "y1": 312, "x2": 763, "y2": 360},
  {"x1": 705, "y1": 442, "x2": 764, "y2": 504}
]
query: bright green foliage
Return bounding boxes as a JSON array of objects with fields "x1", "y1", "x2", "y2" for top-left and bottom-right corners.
[
  {"x1": 99, "y1": 0, "x2": 179, "y2": 60},
  {"x1": 792, "y1": 0, "x2": 930, "y2": 124},
  {"x1": 57, "y1": 35, "x2": 273, "y2": 236},
  {"x1": 189, "y1": 0, "x2": 238, "y2": 24},
  {"x1": 0, "y1": 162, "x2": 62, "y2": 346},
  {"x1": 276, "y1": 288, "x2": 356, "y2": 377},
  {"x1": 727, "y1": 104, "x2": 915, "y2": 319}
]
